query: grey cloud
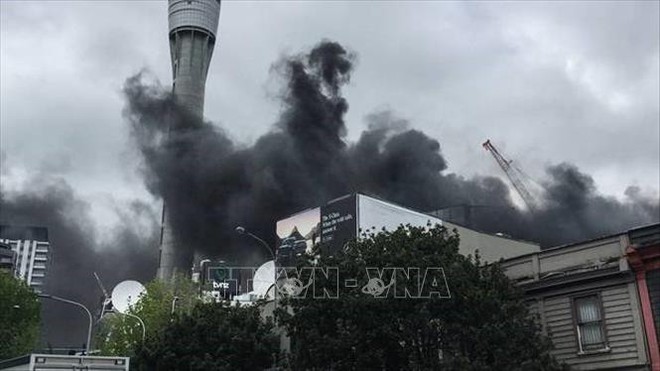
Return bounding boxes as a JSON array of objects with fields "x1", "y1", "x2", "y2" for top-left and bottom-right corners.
[
  {"x1": 2, "y1": 1, "x2": 657, "y2": 199},
  {"x1": 1, "y1": 0, "x2": 658, "y2": 345}
]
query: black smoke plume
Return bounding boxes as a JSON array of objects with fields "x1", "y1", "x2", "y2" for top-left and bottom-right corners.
[
  {"x1": 0, "y1": 172, "x2": 158, "y2": 348},
  {"x1": 1, "y1": 40, "x2": 656, "y2": 348},
  {"x1": 124, "y1": 40, "x2": 658, "y2": 268}
]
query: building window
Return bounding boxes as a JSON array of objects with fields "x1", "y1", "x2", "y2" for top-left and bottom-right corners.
[{"x1": 573, "y1": 294, "x2": 608, "y2": 352}]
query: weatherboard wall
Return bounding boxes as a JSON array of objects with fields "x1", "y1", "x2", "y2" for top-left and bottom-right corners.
[
  {"x1": 503, "y1": 233, "x2": 651, "y2": 370},
  {"x1": 536, "y1": 283, "x2": 647, "y2": 370}
]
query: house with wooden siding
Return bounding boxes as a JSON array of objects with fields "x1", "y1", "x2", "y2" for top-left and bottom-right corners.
[{"x1": 501, "y1": 224, "x2": 660, "y2": 371}]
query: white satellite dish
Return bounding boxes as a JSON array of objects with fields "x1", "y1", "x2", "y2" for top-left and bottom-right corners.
[
  {"x1": 111, "y1": 280, "x2": 146, "y2": 314},
  {"x1": 253, "y1": 260, "x2": 275, "y2": 298}
]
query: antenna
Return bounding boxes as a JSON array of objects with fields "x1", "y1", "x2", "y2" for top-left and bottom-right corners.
[{"x1": 110, "y1": 280, "x2": 146, "y2": 314}]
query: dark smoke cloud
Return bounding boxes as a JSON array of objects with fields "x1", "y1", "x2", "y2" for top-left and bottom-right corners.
[
  {"x1": 518, "y1": 164, "x2": 660, "y2": 245},
  {"x1": 123, "y1": 42, "x2": 359, "y2": 265},
  {"x1": 1, "y1": 39, "x2": 657, "y2": 350},
  {"x1": 124, "y1": 40, "x2": 658, "y2": 267},
  {"x1": 0, "y1": 173, "x2": 158, "y2": 348}
]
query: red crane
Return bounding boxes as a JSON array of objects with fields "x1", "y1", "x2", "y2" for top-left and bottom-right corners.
[{"x1": 483, "y1": 139, "x2": 537, "y2": 211}]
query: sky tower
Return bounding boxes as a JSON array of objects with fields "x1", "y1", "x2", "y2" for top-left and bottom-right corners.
[{"x1": 158, "y1": 0, "x2": 221, "y2": 280}]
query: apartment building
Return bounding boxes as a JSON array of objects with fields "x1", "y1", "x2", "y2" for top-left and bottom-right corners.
[{"x1": 0, "y1": 225, "x2": 50, "y2": 293}]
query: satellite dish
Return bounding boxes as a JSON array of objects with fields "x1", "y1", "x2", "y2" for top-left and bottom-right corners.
[
  {"x1": 111, "y1": 280, "x2": 146, "y2": 314},
  {"x1": 253, "y1": 260, "x2": 275, "y2": 298}
]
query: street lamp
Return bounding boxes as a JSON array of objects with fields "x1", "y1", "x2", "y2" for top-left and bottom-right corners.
[
  {"x1": 171, "y1": 296, "x2": 179, "y2": 316},
  {"x1": 235, "y1": 226, "x2": 275, "y2": 261},
  {"x1": 38, "y1": 293, "x2": 92, "y2": 355},
  {"x1": 235, "y1": 226, "x2": 283, "y2": 364},
  {"x1": 198, "y1": 259, "x2": 211, "y2": 285},
  {"x1": 235, "y1": 226, "x2": 278, "y2": 301},
  {"x1": 114, "y1": 311, "x2": 146, "y2": 341}
]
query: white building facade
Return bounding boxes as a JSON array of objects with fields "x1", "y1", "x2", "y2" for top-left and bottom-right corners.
[{"x1": 0, "y1": 226, "x2": 50, "y2": 292}]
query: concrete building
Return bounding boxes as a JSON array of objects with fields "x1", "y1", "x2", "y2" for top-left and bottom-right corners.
[
  {"x1": 253, "y1": 193, "x2": 543, "y2": 356},
  {"x1": 501, "y1": 223, "x2": 660, "y2": 371},
  {"x1": 275, "y1": 193, "x2": 540, "y2": 266},
  {"x1": 158, "y1": 0, "x2": 222, "y2": 281},
  {"x1": 0, "y1": 226, "x2": 50, "y2": 293}
]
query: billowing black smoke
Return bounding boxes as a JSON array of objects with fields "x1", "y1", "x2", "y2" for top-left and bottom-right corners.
[
  {"x1": 124, "y1": 40, "x2": 658, "y2": 266},
  {"x1": 0, "y1": 174, "x2": 158, "y2": 348},
  {"x1": 0, "y1": 39, "x2": 657, "y2": 350}
]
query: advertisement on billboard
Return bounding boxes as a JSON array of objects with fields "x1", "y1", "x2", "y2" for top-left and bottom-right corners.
[
  {"x1": 276, "y1": 207, "x2": 321, "y2": 265},
  {"x1": 320, "y1": 194, "x2": 358, "y2": 254},
  {"x1": 274, "y1": 193, "x2": 441, "y2": 261}
]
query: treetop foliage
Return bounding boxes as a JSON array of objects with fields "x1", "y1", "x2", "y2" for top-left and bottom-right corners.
[
  {"x1": 0, "y1": 271, "x2": 40, "y2": 360},
  {"x1": 276, "y1": 224, "x2": 566, "y2": 370},
  {"x1": 132, "y1": 301, "x2": 279, "y2": 371}
]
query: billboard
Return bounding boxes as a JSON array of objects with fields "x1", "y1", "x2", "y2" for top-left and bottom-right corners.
[
  {"x1": 275, "y1": 193, "x2": 441, "y2": 259},
  {"x1": 276, "y1": 207, "x2": 320, "y2": 265},
  {"x1": 320, "y1": 194, "x2": 358, "y2": 254}
]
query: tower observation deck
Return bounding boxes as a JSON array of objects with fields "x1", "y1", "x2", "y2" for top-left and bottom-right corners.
[{"x1": 158, "y1": 0, "x2": 221, "y2": 280}]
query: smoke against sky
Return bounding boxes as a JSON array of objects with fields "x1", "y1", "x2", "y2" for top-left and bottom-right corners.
[
  {"x1": 0, "y1": 0, "x2": 658, "y2": 349},
  {"x1": 125, "y1": 41, "x2": 659, "y2": 269},
  {"x1": 1, "y1": 1, "x2": 658, "y2": 203},
  {"x1": 0, "y1": 169, "x2": 158, "y2": 347}
]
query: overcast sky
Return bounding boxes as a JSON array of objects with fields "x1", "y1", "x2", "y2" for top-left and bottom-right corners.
[{"x1": 1, "y1": 1, "x2": 658, "y2": 228}]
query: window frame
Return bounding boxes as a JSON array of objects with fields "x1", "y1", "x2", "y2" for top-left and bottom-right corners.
[{"x1": 571, "y1": 292, "x2": 610, "y2": 355}]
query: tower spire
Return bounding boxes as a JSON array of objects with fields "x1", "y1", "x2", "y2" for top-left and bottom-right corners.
[{"x1": 158, "y1": 0, "x2": 221, "y2": 280}]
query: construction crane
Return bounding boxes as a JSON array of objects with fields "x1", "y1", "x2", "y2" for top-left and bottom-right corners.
[{"x1": 482, "y1": 139, "x2": 537, "y2": 212}]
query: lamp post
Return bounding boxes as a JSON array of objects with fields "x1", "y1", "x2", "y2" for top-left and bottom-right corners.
[
  {"x1": 235, "y1": 226, "x2": 277, "y2": 301},
  {"x1": 115, "y1": 311, "x2": 146, "y2": 341},
  {"x1": 171, "y1": 296, "x2": 179, "y2": 316},
  {"x1": 38, "y1": 294, "x2": 93, "y2": 355},
  {"x1": 235, "y1": 226, "x2": 275, "y2": 261},
  {"x1": 236, "y1": 226, "x2": 284, "y2": 361},
  {"x1": 198, "y1": 258, "x2": 211, "y2": 285}
]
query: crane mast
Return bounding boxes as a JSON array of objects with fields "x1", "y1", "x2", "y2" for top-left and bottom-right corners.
[{"x1": 482, "y1": 139, "x2": 536, "y2": 211}]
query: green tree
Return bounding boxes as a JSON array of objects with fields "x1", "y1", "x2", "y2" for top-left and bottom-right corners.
[
  {"x1": 132, "y1": 301, "x2": 279, "y2": 370},
  {"x1": 0, "y1": 271, "x2": 40, "y2": 359},
  {"x1": 277, "y1": 225, "x2": 566, "y2": 370},
  {"x1": 97, "y1": 274, "x2": 200, "y2": 357}
]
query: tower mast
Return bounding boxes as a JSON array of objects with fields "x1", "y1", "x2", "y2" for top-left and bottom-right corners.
[{"x1": 158, "y1": 0, "x2": 221, "y2": 280}]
